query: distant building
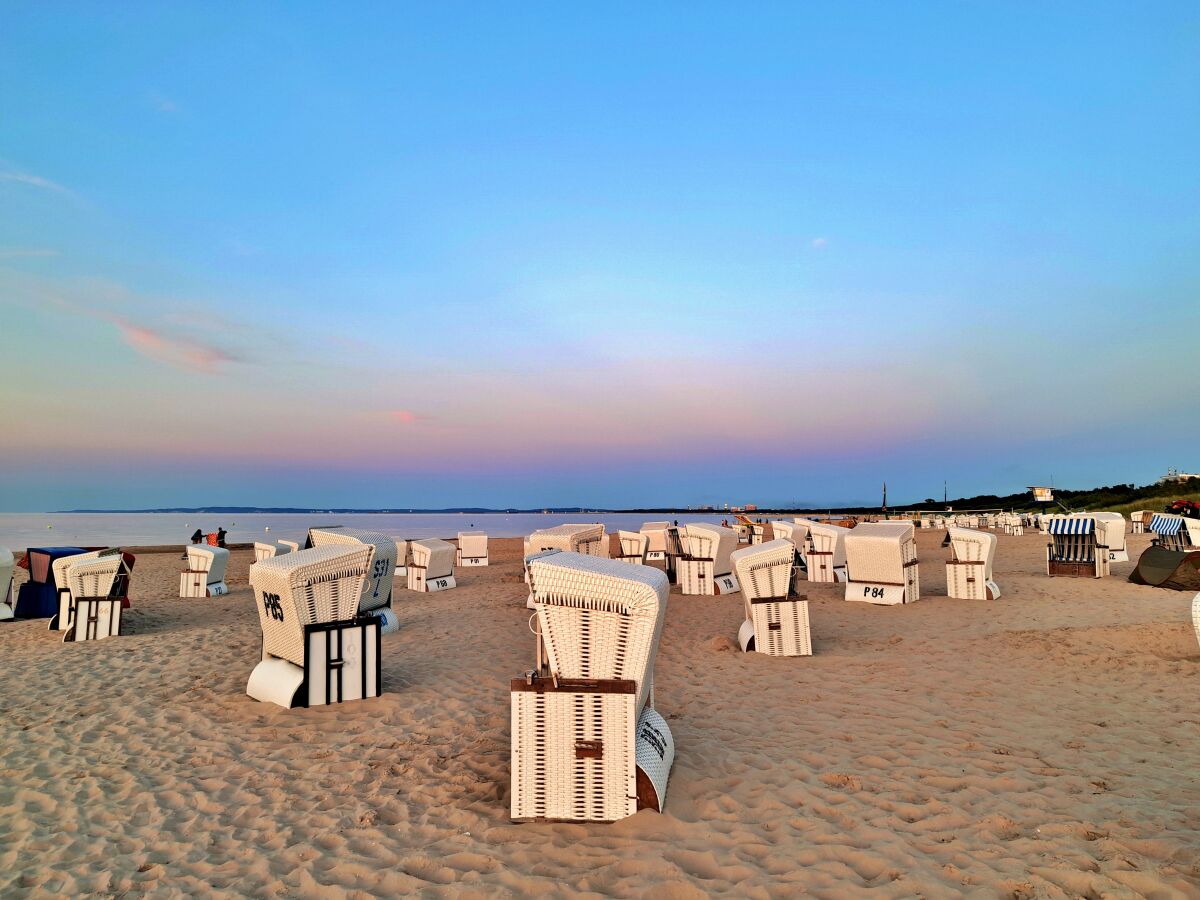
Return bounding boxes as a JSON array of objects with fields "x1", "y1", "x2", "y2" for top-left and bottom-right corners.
[
  {"x1": 1159, "y1": 468, "x2": 1200, "y2": 484},
  {"x1": 744, "y1": 504, "x2": 758, "y2": 512}
]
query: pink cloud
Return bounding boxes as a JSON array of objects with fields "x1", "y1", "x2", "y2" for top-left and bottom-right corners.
[
  {"x1": 112, "y1": 318, "x2": 240, "y2": 373},
  {"x1": 389, "y1": 409, "x2": 427, "y2": 424}
]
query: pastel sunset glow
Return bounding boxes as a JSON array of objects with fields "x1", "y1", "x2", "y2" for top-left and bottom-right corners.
[{"x1": 2, "y1": 4, "x2": 1198, "y2": 511}]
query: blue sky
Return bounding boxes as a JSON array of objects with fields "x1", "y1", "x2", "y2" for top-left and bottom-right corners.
[{"x1": 1, "y1": 2, "x2": 1198, "y2": 510}]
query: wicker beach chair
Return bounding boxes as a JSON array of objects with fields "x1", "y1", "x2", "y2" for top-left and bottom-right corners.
[
  {"x1": 1046, "y1": 515, "x2": 1110, "y2": 577},
  {"x1": 807, "y1": 522, "x2": 850, "y2": 583},
  {"x1": 61, "y1": 554, "x2": 135, "y2": 642},
  {"x1": 0, "y1": 547, "x2": 14, "y2": 621},
  {"x1": 408, "y1": 538, "x2": 456, "y2": 592},
  {"x1": 254, "y1": 540, "x2": 296, "y2": 562},
  {"x1": 457, "y1": 532, "x2": 489, "y2": 567},
  {"x1": 844, "y1": 522, "x2": 920, "y2": 604},
  {"x1": 945, "y1": 526, "x2": 1000, "y2": 600},
  {"x1": 1148, "y1": 514, "x2": 1200, "y2": 553},
  {"x1": 640, "y1": 522, "x2": 670, "y2": 562},
  {"x1": 512, "y1": 551, "x2": 674, "y2": 822},
  {"x1": 677, "y1": 523, "x2": 740, "y2": 595},
  {"x1": 246, "y1": 544, "x2": 381, "y2": 708},
  {"x1": 616, "y1": 530, "x2": 649, "y2": 564},
  {"x1": 1130, "y1": 511, "x2": 1147, "y2": 535},
  {"x1": 49, "y1": 549, "x2": 132, "y2": 631},
  {"x1": 524, "y1": 524, "x2": 608, "y2": 559},
  {"x1": 1093, "y1": 513, "x2": 1128, "y2": 563},
  {"x1": 308, "y1": 528, "x2": 400, "y2": 630},
  {"x1": 732, "y1": 539, "x2": 810, "y2": 656},
  {"x1": 180, "y1": 545, "x2": 230, "y2": 597}
]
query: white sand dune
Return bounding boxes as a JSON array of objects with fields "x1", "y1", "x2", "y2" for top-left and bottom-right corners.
[{"x1": 2, "y1": 529, "x2": 1199, "y2": 896}]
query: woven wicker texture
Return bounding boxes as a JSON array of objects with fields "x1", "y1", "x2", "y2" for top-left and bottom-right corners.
[
  {"x1": 529, "y1": 552, "x2": 668, "y2": 716},
  {"x1": 525, "y1": 524, "x2": 607, "y2": 559},
  {"x1": 808, "y1": 523, "x2": 850, "y2": 566},
  {"x1": 307, "y1": 528, "x2": 398, "y2": 612},
  {"x1": 845, "y1": 522, "x2": 917, "y2": 585},
  {"x1": 251, "y1": 545, "x2": 374, "y2": 666},
  {"x1": 751, "y1": 598, "x2": 812, "y2": 657},
  {"x1": 510, "y1": 687, "x2": 637, "y2": 822},
  {"x1": 731, "y1": 539, "x2": 795, "y2": 615},
  {"x1": 67, "y1": 555, "x2": 126, "y2": 598},
  {"x1": 52, "y1": 550, "x2": 107, "y2": 595},
  {"x1": 947, "y1": 527, "x2": 997, "y2": 578},
  {"x1": 681, "y1": 524, "x2": 737, "y2": 576}
]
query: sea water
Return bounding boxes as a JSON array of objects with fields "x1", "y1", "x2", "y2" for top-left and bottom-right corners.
[{"x1": 0, "y1": 512, "x2": 731, "y2": 549}]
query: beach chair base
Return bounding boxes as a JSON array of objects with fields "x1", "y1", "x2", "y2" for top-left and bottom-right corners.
[
  {"x1": 845, "y1": 582, "x2": 911, "y2": 605},
  {"x1": 1047, "y1": 560, "x2": 1104, "y2": 578},
  {"x1": 63, "y1": 597, "x2": 122, "y2": 642},
  {"x1": 1108, "y1": 550, "x2": 1129, "y2": 563},
  {"x1": 457, "y1": 555, "x2": 488, "y2": 567},
  {"x1": 180, "y1": 572, "x2": 227, "y2": 598},
  {"x1": 945, "y1": 563, "x2": 1000, "y2": 600},
  {"x1": 407, "y1": 568, "x2": 456, "y2": 592},
  {"x1": 370, "y1": 605, "x2": 400, "y2": 635},
  {"x1": 0, "y1": 601, "x2": 12, "y2": 621},
  {"x1": 510, "y1": 675, "x2": 674, "y2": 822},
  {"x1": 739, "y1": 596, "x2": 813, "y2": 655},
  {"x1": 248, "y1": 618, "x2": 382, "y2": 708},
  {"x1": 49, "y1": 587, "x2": 73, "y2": 631}
]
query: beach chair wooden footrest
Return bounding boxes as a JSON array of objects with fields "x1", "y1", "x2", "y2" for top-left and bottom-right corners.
[
  {"x1": 678, "y1": 560, "x2": 738, "y2": 596},
  {"x1": 740, "y1": 597, "x2": 812, "y2": 656},
  {"x1": 248, "y1": 618, "x2": 382, "y2": 708},
  {"x1": 510, "y1": 675, "x2": 674, "y2": 822},
  {"x1": 63, "y1": 597, "x2": 122, "y2": 642}
]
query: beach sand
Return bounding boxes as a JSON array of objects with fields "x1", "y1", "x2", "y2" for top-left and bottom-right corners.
[{"x1": 2, "y1": 529, "x2": 1199, "y2": 897}]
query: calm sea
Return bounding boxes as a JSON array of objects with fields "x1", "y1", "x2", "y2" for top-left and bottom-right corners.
[{"x1": 0, "y1": 512, "x2": 733, "y2": 549}]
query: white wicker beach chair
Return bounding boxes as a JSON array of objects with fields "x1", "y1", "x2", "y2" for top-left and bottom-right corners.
[
  {"x1": 61, "y1": 554, "x2": 132, "y2": 642},
  {"x1": 254, "y1": 541, "x2": 296, "y2": 563},
  {"x1": 844, "y1": 522, "x2": 920, "y2": 604},
  {"x1": 945, "y1": 526, "x2": 1000, "y2": 600},
  {"x1": 308, "y1": 528, "x2": 400, "y2": 631},
  {"x1": 456, "y1": 532, "x2": 489, "y2": 567},
  {"x1": 1130, "y1": 511, "x2": 1147, "y2": 535},
  {"x1": 408, "y1": 538, "x2": 456, "y2": 592},
  {"x1": 731, "y1": 539, "x2": 810, "y2": 656},
  {"x1": 807, "y1": 522, "x2": 850, "y2": 583},
  {"x1": 677, "y1": 524, "x2": 740, "y2": 595},
  {"x1": 616, "y1": 530, "x2": 649, "y2": 564},
  {"x1": 49, "y1": 549, "x2": 108, "y2": 631},
  {"x1": 246, "y1": 544, "x2": 381, "y2": 708},
  {"x1": 1093, "y1": 513, "x2": 1128, "y2": 563},
  {"x1": 1046, "y1": 515, "x2": 1110, "y2": 578},
  {"x1": 393, "y1": 538, "x2": 409, "y2": 579},
  {"x1": 512, "y1": 552, "x2": 674, "y2": 822},
  {"x1": 524, "y1": 524, "x2": 608, "y2": 559},
  {"x1": 180, "y1": 545, "x2": 230, "y2": 597},
  {"x1": 640, "y1": 522, "x2": 670, "y2": 562},
  {"x1": 1, "y1": 546, "x2": 15, "y2": 621}
]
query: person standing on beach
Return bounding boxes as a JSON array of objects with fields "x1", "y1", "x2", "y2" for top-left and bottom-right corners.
[
  {"x1": 184, "y1": 528, "x2": 203, "y2": 559},
  {"x1": 217, "y1": 527, "x2": 227, "y2": 548}
]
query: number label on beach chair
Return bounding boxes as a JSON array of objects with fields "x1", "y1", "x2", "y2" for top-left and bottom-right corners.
[
  {"x1": 714, "y1": 573, "x2": 739, "y2": 594},
  {"x1": 263, "y1": 592, "x2": 285, "y2": 621}
]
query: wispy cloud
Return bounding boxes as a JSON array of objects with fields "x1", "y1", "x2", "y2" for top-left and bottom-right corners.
[
  {"x1": 0, "y1": 167, "x2": 72, "y2": 196},
  {"x1": 811, "y1": 237, "x2": 828, "y2": 249},
  {"x1": 110, "y1": 316, "x2": 241, "y2": 374},
  {"x1": 1, "y1": 270, "x2": 245, "y2": 375},
  {"x1": 147, "y1": 91, "x2": 178, "y2": 114},
  {"x1": 0, "y1": 247, "x2": 59, "y2": 259}
]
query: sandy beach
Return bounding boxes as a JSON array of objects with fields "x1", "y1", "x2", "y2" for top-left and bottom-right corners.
[{"x1": 2, "y1": 528, "x2": 1199, "y2": 897}]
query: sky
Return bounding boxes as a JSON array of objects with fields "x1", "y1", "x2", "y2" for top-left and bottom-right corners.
[{"x1": 1, "y1": 2, "x2": 1198, "y2": 511}]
